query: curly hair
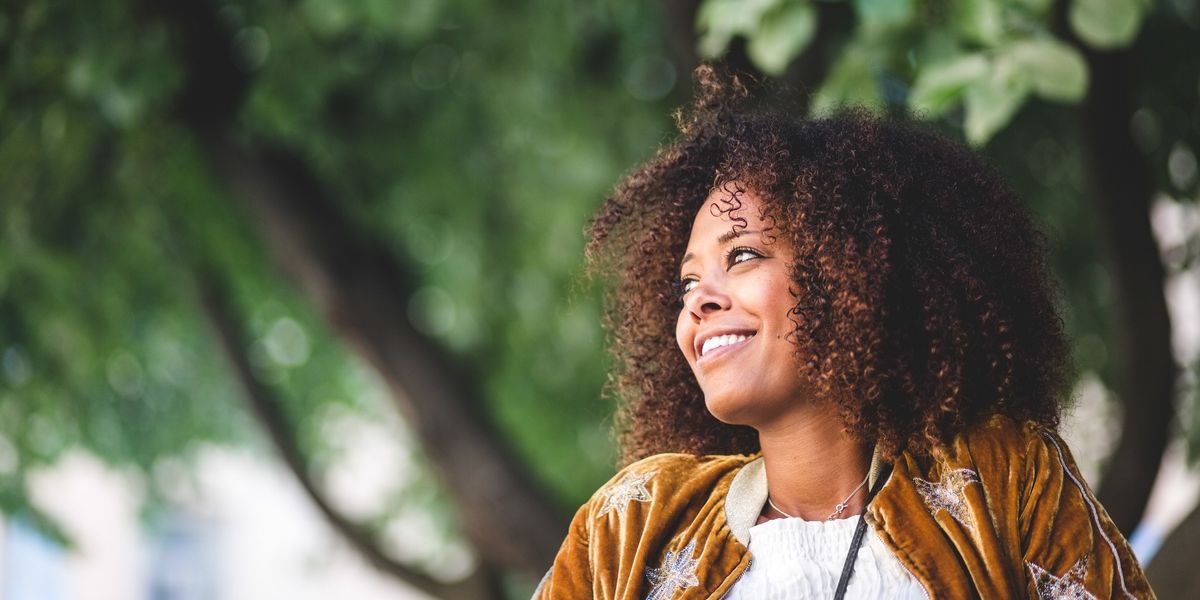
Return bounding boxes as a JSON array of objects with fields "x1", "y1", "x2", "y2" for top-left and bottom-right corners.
[{"x1": 588, "y1": 66, "x2": 1072, "y2": 465}]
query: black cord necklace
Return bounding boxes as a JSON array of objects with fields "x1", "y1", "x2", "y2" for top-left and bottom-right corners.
[{"x1": 832, "y1": 463, "x2": 893, "y2": 600}]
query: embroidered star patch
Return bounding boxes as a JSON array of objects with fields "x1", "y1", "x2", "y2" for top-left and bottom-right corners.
[
  {"x1": 597, "y1": 470, "x2": 655, "y2": 519},
  {"x1": 1027, "y1": 556, "x2": 1096, "y2": 600},
  {"x1": 645, "y1": 540, "x2": 700, "y2": 600},
  {"x1": 914, "y1": 467, "x2": 980, "y2": 532}
]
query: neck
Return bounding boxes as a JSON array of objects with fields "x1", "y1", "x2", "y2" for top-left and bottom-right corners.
[{"x1": 757, "y1": 404, "x2": 872, "y2": 521}]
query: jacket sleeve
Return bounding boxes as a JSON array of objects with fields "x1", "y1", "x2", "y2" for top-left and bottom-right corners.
[
  {"x1": 531, "y1": 499, "x2": 594, "y2": 599},
  {"x1": 1018, "y1": 427, "x2": 1156, "y2": 599}
]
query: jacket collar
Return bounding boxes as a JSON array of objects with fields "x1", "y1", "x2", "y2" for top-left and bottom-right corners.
[{"x1": 724, "y1": 447, "x2": 888, "y2": 545}]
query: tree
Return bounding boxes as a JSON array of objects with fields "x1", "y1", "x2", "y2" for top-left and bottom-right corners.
[
  {"x1": 2, "y1": 0, "x2": 673, "y2": 596},
  {"x1": 2, "y1": 0, "x2": 1198, "y2": 597}
]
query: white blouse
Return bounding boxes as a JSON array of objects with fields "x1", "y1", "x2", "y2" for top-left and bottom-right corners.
[{"x1": 722, "y1": 514, "x2": 928, "y2": 599}]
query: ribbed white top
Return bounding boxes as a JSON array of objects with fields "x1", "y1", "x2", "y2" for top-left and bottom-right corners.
[{"x1": 722, "y1": 515, "x2": 927, "y2": 599}]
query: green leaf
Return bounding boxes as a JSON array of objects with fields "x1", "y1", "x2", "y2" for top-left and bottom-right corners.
[
  {"x1": 952, "y1": 0, "x2": 1005, "y2": 46},
  {"x1": 300, "y1": 0, "x2": 354, "y2": 38},
  {"x1": 1013, "y1": 0, "x2": 1054, "y2": 14},
  {"x1": 963, "y1": 56, "x2": 1031, "y2": 145},
  {"x1": 1069, "y1": 0, "x2": 1145, "y2": 49},
  {"x1": 1006, "y1": 38, "x2": 1089, "y2": 103},
  {"x1": 747, "y1": 2, "x2": 818, "y2": 75},
  {"x1": 853, "y1": 0, "x2": 914, "y2": 30},
  {"x1": 696, "y1": 0, "x2": 783, "y2": 58},
  {"x1": 810, "y1": 43, "x2": 882, "y2": 115},
  {"x1": 908, "y1": 54, "x2": 989, "y2": 116},
  {"x1": 696, "y1": 0, "x2": 744, "y2": 58}
]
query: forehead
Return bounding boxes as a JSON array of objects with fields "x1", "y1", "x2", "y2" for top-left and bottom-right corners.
[{"x1": 687, "y1": 184, "x2": 773, "y2": 243}]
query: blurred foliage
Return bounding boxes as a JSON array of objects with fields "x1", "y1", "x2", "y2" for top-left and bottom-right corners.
[
  {"x1": 697, "y1": 0, "x2": 1163, "y2": 144},
  {"x1": 0, "y1": 0, "x2": 682, "y2": 573}
]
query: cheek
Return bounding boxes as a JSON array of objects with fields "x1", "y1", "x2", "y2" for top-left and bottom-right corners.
[
  {"x1": 675, "y1": 311, "x2": 693, "y2": 362},
  {"x1": 745, "y1": 273, "x2": 796, "y2": 324}
]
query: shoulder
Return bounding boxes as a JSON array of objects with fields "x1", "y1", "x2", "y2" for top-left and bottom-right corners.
[
  {"x1": 540, "y1": 453, "x2": 757, "y2": 599},
  {"x1": 957, "y1": 412, "x2": 1050, "y2": 449},
  {"x1": 582, "y1": 452, "x2": 756, "y2": 520},
  {"x1": 606, "y1": 452, "x2": 757, "y2": 490},
  {"x1": 881, "y1": 415, "x2": 1153, "y2": 598},
  {"x1": 955, "y1": 419, "x2": 1154, "y2": 597},
  {"x1": 564, "y1": 452, "x2": 754, "y2": 575},
  {"x1": 909, "y1": 414, "x2": 1087, "y2": 509},
  {"x1": 942, "y1": 413, "x2": 1094, "y2": 520},
  {"x1": 568, "y1": 452, "x2": 757, "y2": 543},
  {"x1": 893, "y1": 414, "x2": 1070, "y2": 530},
  {"x1": 921, "y1": 413, "x2": 1061, "y2": 476}
]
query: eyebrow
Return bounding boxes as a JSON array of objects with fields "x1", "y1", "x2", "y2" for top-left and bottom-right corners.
[
  {"x1": 679, "y1": 229, "x2": 761, "y2": 268},
  {"x1": 719, "y1": 228, "x2": 751, "y2": 244}
]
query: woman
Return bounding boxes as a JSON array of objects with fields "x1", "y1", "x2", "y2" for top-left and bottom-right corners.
[{"x1": 534, "y1": 67, "x2": 1154, "y2": 599}]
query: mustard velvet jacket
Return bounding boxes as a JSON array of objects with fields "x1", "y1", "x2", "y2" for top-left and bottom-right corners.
[{"x1": 533, "y1": 416, "x2": 1155, "y2": 599}]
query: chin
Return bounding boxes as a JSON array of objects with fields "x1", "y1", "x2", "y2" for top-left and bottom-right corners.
[{"x1": 702, "y1": 392, "x2": 759, "y2": 427}]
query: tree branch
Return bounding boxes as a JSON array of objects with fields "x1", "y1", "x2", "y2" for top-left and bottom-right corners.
[
  {"x1": 194, "y1": 269, "x2": 504, "y2": 600},
  {"x1": 205, "y1": 138, "x2": 568, "y2": 574},
  {"x1": 152, "y1": 0, "x2": 568, "y2": 576}
]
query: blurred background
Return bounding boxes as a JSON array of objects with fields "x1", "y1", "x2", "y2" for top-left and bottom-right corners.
[{"x1": 1, "y1": 0, "x2": 1198, "y2": 598}]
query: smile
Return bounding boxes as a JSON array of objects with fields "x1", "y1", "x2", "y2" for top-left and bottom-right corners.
[{"x1": 698, "y1": 332, "x2": 756, "y2": 361}]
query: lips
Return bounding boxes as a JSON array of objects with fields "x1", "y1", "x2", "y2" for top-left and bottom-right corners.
[
  {"x1": 701, "y1": 333, "x2": 751, "y2": 356},
  {"x1": 695, "y1": 329, "x2": 757, "y2": 364}
]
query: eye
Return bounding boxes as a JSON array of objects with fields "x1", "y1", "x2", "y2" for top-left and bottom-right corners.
[
  {"x1": 727, "y1": 247, "x2": 763, "y2": 267},
  {"x1": 674, "y1": 277, "x2": 699, "y2": 299}
]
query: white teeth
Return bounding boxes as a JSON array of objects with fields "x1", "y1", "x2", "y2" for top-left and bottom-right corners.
[{"x1": 701, "y1": 333, "x2": 752, "y2": 357}]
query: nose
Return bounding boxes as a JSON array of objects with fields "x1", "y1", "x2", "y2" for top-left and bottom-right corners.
[{"x1": 683, "y1": 277, "x2": 731, "y2": 321}]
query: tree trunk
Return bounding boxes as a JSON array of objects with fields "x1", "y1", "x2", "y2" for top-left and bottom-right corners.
[
  {"x1": 1073, "y1": 45, "x2": 1177, "y2": 536},
  {"x1": 1146, "y1": 502, "x2": 1200, "y2": 596}
]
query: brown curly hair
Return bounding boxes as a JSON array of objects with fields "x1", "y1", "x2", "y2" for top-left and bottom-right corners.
[{"x1": 588, "y1": 66, "x2": 1072, "y2": 465}]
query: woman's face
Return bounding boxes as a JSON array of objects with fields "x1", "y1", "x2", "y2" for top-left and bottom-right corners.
[{"x1": 675, "y1": 185, "x2": 809, "y2": 427}]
